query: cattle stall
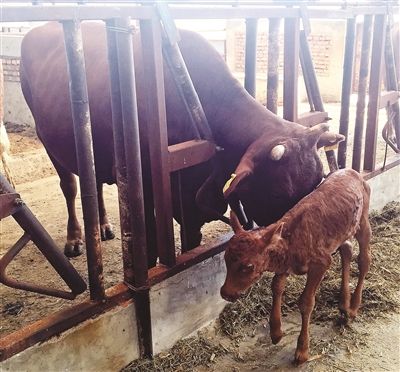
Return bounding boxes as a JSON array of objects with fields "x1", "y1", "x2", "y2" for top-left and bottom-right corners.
[{"x1": 0, "y1": 1, "x2": 399, "y2": 370}]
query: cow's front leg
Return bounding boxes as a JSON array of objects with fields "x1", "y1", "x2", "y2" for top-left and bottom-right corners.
[
  {"x1": 269, "y1": 273, "x2": 288, "y2": 344},
  {"x1": 295, "y1": 264, "x2": 326, "y2": 365},
  {"x1": 97, "y1": 183, "x2": 115, "y2": 241}
]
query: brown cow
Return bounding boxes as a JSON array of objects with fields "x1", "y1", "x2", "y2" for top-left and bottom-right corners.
[
  {"x1": 221, "y1": 169, "x2": 371, "y2": 365},
  {"x1": 20, "y1": 22, "x2": 343, "y2": 262}
]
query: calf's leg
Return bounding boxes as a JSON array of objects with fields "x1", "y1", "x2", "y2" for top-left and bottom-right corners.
[
  {"x1": 269, "y1": 273, "x2": 288, "y2": 344},
  {"x1": 349, "y1": 215, "x2": 372, "y2": 318},
  {"x1": 338, "y1": 241, "x2": 353, "y2": 320},
  {"x1": 295, "y1": 264, "x2": 327, "y2": 365},
  {"x1": 97, "y1": 183, "x2": 115, "y2": 241}
]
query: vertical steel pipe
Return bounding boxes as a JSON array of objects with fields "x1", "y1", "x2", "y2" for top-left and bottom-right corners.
[
  {"x1": 299, "y1": 37, "x2": 315, "y2": 113},
  {"x1": 244, "y1": 18, "x2": 258, "y2": 98},
  {"x1": 266, "y1": 18, "x2": 280, "y2": 114},
  {"x1": 113, "y1": 17, "x2": 152, "y2": 358},
  {"x1": 283, "y1": 17, "x2": 299, "y2": 122},
  {"x1": 62, "y1": 20, "x2": 104, "y2": 301},
  {"x1": 384, "y1": 22, "x2": 400, "y2": 148},
  {"x1": 113, "y1": 18, "x2": 149, "y2": 286},
  {"x1": 105, "y1": 19, "x2": 134, "y2": 283},
  {"x1": 140, "y1": 19, "x2": 176, "y2": 267},
  {"x1": 338, "y1": 18, "x2": 356, "y2": 169},
  {"x1": 364, "y1": 14, "x2": 387, "y2": 171},
  {"x1": 352, "y1": 15, "x2": 373, "y2": 171}
]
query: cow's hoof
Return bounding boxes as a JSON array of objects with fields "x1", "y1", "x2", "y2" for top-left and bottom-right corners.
[
  {"x1": 294, "y1": 350, "x2": 309, "y2": 366},
  {"x1": 270, "y1": 330, "x2": 283, "y2": 345},
  {"x1": 101, "y1": 224, "x2": 115, "y2": 241},
  {"x1": 64, "y1": 240, "x2": 84, "y2": 257}
]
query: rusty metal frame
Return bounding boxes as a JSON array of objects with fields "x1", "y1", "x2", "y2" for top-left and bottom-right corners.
[{"x1": 0, "y1": 1, "x2": 399, "y2": 364}]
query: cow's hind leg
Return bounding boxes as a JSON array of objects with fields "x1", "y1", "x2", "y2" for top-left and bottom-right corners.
[
  {"x1": 338, "y1": 240, "x2": 353, "y2": 322},
  {"x1": 349, "y1": 214, "x2": 372, "y2": 318},
  {"x1": 49, "y1": 154, "x2": 83, "y2": 257},
  {"x1": 269, "y1": 273, "x2": 288, "y2": 344},
  {"x1": 97, "y1": 183, "x2": 115, "y2": 241}
]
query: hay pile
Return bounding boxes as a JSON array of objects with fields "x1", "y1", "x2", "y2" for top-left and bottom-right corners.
[
  {"x1": 123, "y1": 335, "x2": 228, "y2": 372},
  {"x1": 219, "y1": 202, "x2": 400, "y2": 339},
  {"x1": 123, "y1": 202, "x2": 399, "y2": 371}
]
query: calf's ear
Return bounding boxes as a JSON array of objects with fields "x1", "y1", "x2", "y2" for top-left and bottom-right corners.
[{"x1": 230, "y1": 210, "x2": 244, "y2": 234}]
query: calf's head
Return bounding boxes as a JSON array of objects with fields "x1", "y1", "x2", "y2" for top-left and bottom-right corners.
[
  {"x1": 220, "y1": 211, "x2": 287, "y2": 302},
  {"x1": 224, "y1": 123, "x2": 344, "y2": 226}
]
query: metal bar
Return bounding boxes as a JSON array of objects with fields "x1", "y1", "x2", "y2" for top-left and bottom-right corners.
[
  {"x1": 161, "y1": 39, "x2": 212, "y2": 142},
  {"x1": 0, "y1": 193, "x2": 20, "y2": 219},
  {"x1": 299, "y1": 30, "x2": 324, "y2": 112},
  {"x1": 0, "y1": 283, "x2": 131, "y2": 362},
  {"x1": 379, "y1": 91, "x2": 400, "y2": 109},
  {"x1": 266, "y1": 18, "x2": 281, "y2": 114},
  {"x1": 0, "y1": 233, "x2": 77, "y2": 300},
  {"x1": 168, "y1": 140, "x2": 216, "y2": 173},
  {"x1": 299, "y1": 40, "x2": 315, "y2": 112},
  {"x1": 105, "y1": 19, "x2": 134, "y2": 283},
  {"x1": 0, "y1": 4, "x2": 396, "y2": 23},
  {"x1": 364, "y1": 14, "x2": 387, "y2": 171},
  {"x1": 113, "y1": 17, "x2": 152, "y2": 358},
  {"x1": 0, "y1": 173, "x2": 87, "y2": 296},
  {"x1": 244, "y1": 18, "x2": 258, "y2": 98},
  {"x1": 148, "y1": 234, "x2": 231, "y2": 286},
  {"x1": 297, "y1": 111, "x2": 328, "y2": 127},
  {"x1": 113, "y1": 17, "x2": 149, "y2": 287},
  {"x1": 338, "y1": 17, "x2": 356, "y2": 169},
  {"x1": 384, "y1": 22, "x2": 400, "y2": 148},
  {"x1": 362, "y1": 155, "x2": 400, "y2": 180},
  {"x1": 283, "y1": 17, "x2": 300, "y2": 122},
  {"x1": 62, "y1": 20, "x2": 104, "y2": 301},
  {"x1": 140, "y1": 18, "x2": 176, "y2": 268},
  {"x1": 352, "y1": 14, "x2": 373, "y2": 171}
]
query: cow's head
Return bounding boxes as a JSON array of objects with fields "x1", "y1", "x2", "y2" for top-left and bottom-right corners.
[
  {"x1": 224, "y1": 123, "x2": 344, "y2": 226},
  {"x1": 221, "y1": 211, "x2": 287, "y2": 302}
]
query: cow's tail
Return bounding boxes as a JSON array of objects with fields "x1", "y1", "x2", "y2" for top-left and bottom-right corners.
[{"x1": 0, "y1": 121, "x2": 15, "y2": 189}]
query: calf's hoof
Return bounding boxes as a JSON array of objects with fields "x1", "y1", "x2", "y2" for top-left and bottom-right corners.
[
  {"x1": 64, "y1": 240, "x2": 84, "y2": 257},
  {"x1": 294, "y1": 350, "x2": 309, "y2": 366},
  {"x1": 100, "y1": 224, "x2": 115, "y2": 241},
  {"x1": 270, "y1": 330, "x2": 283, "y2": 345}
]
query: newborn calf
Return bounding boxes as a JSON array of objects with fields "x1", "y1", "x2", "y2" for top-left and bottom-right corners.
[{"x1": 220, "y1": 169, "x2": 371, "y2": 365}]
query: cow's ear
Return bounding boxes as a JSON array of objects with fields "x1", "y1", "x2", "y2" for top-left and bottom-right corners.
[
  {"x1": 317, "y1": 132, "x2": 345, "y2": 149},
  {"x1": 273, "y1": 222, "x2": 285, "y2": 238},
  {"x1": 230, "y1": 210, "x2": 244, "y2": 234}
]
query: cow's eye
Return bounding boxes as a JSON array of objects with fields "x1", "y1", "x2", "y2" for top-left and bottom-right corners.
[{"x1": 240, "y1": 263, "x2": 254, "y2": 273}]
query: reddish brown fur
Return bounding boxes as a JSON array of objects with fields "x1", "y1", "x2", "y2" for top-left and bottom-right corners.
[
  {"x1": 221, "y1": 169, "x2": 372, "y2": 365},
  {"x1": 20, "y1": 22, "x2": 343, "y2": 261}
]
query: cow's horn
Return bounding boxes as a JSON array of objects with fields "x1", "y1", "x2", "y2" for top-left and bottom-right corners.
[{"x1": 270, "y1": 144, "x2": 285, "y2": 161}]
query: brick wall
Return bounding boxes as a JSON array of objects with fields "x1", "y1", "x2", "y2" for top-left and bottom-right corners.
[
  {"x1": 2, "y1": 57, "x2": 21, "y2": 83},
  {"x1": 233, "y1": 31, "x2": 332, "y2": 77}
]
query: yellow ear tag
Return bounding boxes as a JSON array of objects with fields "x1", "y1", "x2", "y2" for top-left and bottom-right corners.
[
  {"x1": 324, "y1": 143, "x2": 339, "y2": 152},
  {"x1": 223, "y1": 173, "x2": 237, "y2": 193}
]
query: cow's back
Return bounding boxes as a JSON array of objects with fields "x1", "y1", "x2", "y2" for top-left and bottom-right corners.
[{"x1": 20, "y1": 22, "x2": 242, "y2": 183}]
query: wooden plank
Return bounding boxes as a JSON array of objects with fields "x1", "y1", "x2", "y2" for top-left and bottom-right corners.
[
  {"x1": 296, "y1": 111, "x2": 329, "y2": 127},
  {"x1": 283, "y1": 17, "x2": 300, "y2": 122},
  {"x1": 364, "y1": 14, "x2": 387, "y2": 171},
  {"x1": 168, "y1": 140, "x2": 216, "y2": 173}
]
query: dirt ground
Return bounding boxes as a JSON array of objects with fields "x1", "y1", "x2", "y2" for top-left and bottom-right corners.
[{"x1": 1, "y1": 102, "x2": 399, "y2": 371}]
